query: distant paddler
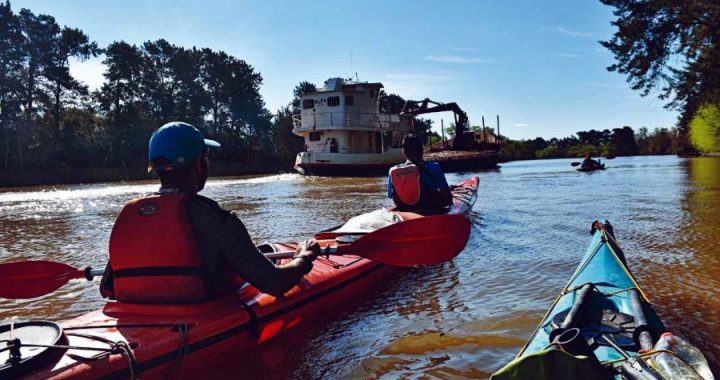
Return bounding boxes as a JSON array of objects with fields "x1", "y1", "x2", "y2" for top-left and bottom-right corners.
[
  {"x1": 581, "y1": 153, "x2": 602, "y2": 170},
  {"x1": 387, "y1": 134, "x2": 453, "y2": 214}
]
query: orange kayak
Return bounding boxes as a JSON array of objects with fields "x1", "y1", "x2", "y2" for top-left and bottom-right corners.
[{"x1": 2, "y1": 177, "x2": 478, "y2": 380}]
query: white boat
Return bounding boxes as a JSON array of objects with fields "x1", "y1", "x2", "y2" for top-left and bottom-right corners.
[{"x1": 293, "y1": 78, "x2": 411, "y2": 176}]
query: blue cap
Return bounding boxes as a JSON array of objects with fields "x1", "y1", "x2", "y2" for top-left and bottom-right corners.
[{"x1": 148, "y1": 122, "x2": 220, "y2": 172}]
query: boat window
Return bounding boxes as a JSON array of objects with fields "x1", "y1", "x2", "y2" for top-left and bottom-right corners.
[
  {"x1": 309, "y1": 131, "x2": 322, "y2": 141},
  {"x1": 345, "y1": 96, "x2": 354, "y2": 106},
  {"x1": 327, "y1": 96, "x2": 340, "y2": 107},
  {"x1": 302, "y1": 99, "x2": 314, "y2": 109}
]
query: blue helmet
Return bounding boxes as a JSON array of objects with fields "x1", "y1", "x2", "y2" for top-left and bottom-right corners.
[{"x1": 148, "y1": 122, "x2": 220, "y2": 172}]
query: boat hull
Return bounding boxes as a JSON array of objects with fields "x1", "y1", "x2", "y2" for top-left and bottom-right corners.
[{"x1": 294, "y1": 150, "x2": 403, "y2": 176}]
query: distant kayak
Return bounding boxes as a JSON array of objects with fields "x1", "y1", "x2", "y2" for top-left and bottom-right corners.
[
  {"x1": 491, "y1": 221, "x2": 713, "y2": 380},
  {"x1": 577, "y1": 163, "x2": 606, "y2": 172}
]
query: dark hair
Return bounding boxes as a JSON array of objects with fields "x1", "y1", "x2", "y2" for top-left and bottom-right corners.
[
  {"x1": 151, "y1": 157, "x2": 192, "y2": 185},
  {"x1": 402, "y1": 134, "x2": 423, "y2": 161}
]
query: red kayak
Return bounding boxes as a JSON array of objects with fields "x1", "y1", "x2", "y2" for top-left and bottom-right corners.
[{"x1": 0, "y1": 177, "x2": 478, "y2": 379}]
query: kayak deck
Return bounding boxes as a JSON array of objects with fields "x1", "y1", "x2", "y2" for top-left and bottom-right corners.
[
  {"x1": 518, "y1": 227, "x2": 664, "y2": 362},
  {"x1": 492, "y1": 222, "x2": 666, "y2": 379}
]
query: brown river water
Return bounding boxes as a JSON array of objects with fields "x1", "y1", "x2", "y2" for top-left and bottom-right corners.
[{"x1": 1, "y1": 155, "x2": 718, "y2": 378}]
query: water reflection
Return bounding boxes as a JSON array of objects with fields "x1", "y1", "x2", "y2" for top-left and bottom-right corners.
[{"x1": 0, "y1": 156, "x2": 719, "y2": 377}]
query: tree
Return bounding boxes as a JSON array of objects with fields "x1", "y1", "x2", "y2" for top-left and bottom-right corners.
[
  {"x1": 0, "y1": 1, "x2": 24, "y2": 173},
  {"x1": 291, "y1": 81, "x2": 317, "y2": 114},
  {"x1": 378, "y1": 91, "x2": 405, "y2": 114},
  {"x1": 200, "y1": 48, "x2": 233, "y2": 135},
  {"x1": 610, "y1": 126, "x2": 638, "y2": 156},
  {"x1": 46, "y1": 27, "x2": 100, "y2": 134},
  {"x1": 689, "y1": 104, "x2": 720, "y2": 153},
  {"x1": 600, "y1": 0, "x2": 720, "y2": 142},
  {"x1": 270, "y1": 105, "x2": 303, "y2": 167},
  {"x1": 17, "y1": 8, "x2": 61, "y2": 171},
  {"x1": 97, "y1": 41, "x2": 146, "y2": 174}
]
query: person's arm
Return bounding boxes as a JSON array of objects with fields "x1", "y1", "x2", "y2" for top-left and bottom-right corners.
[
  {"x1": 431, "y1": 163, "x2": 453, "y2": 206},
  {"x1": 262, "y1": 240, "x2": 321, "y2": 296},
  {"x1": 189, "y1": 197, "x2": 320, "y2": 297}
]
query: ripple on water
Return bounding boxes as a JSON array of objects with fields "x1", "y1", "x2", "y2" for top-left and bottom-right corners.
[{"x1": 2, "y1": 156, "x2": 720, "y2": 376}]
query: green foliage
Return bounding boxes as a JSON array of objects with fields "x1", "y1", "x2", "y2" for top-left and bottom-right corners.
[
  {"x1": 378, "y1": 91, "x2": 405, "y2": 114},
  {"x1": 600, "y1": 0, "x2": 720, "y2": 150},
  {"x1": 291, "y1": 81, "x2": 317, "y2": 114},
  {"x1": 689, "y1": 104, "x2": 720, "y2": 153},
  {"x1": 499, "y1": 126, "x2": 677, "y2": 162},
  {"x1": 0, "y1": 3, "x2": 290, "y2": 186}
]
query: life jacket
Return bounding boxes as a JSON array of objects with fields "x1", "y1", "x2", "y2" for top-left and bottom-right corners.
[
  {"x1": 389, "y1": 164, "x2": 422, "y2": 206},
  {"x1": 107, "y1": 193, "x2": 211, "y2": 303},
  {"x1": 390, "y1": 162, "x2": 450, "y2": 214}
]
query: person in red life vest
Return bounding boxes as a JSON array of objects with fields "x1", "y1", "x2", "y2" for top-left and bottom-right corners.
[
  {"x1": 387, "y1": 134, "x2": 452, "y2": 214},
  {"x1": 100, "y1": 121, "x2": 321, "y2": 304}
]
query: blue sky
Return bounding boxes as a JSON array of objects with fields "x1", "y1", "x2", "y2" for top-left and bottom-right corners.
[{"x1": 16, "y1": 0, "x2": 677, "y2": 140}]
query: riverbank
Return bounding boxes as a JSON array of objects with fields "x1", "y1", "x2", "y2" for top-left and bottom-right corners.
[
  {"x1": 1, "y1": 153, "x2": 683, "y2": 189},
  {"x1": 0, "y1": 161, "x2": 290, "y2": 189}
]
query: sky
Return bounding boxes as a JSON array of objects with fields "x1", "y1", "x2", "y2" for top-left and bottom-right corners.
[{"x1": 15, "y1": 0, "x2": 678, "y2": 140}]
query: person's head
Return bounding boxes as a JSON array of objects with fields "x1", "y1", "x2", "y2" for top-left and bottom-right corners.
[
  {"x1": 147, "y1": 122, "x2": 220, "y2": 193},
  {"x1": 585, "y1": 153, "x2": 592, "y2": 160},
  {"x1": 401, "y1": 134, "x2": 424, "y2": 162}
]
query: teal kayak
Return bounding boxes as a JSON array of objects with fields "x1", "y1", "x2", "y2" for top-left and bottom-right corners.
[{"x1": 492, "y1": 221, "x2": 667, "y2": 379}]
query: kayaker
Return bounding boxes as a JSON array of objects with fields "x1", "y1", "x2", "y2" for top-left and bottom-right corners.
[
  {"x1": 387, "y1": 133, "x2": 452, "y2": 214},
  {"x1": 99, "y1": 121, "x2": 321, "y2": 303},
  {"x1": 581, "y1": 153, "x2": 601, "y2": 170}
]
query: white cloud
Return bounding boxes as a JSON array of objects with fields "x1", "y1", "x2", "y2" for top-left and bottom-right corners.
[
  {"x1": 514, "y1": 123, "x2": 529, "y2": 128},
  {"x1": 424, "y1": 54, "x2": 493, "y2": 64},
  {"x1": 543, "y1": 26, "x2": 597, "y2": 38},
  {"x1": 69, "y1": 57, "x2": 106, "y2": 91},
  {"x1": 555, "y1": 53, "x2": 583, "y2": 59}
]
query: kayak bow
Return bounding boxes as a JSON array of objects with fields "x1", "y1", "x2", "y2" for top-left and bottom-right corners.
[{"x1": 491, "y1": 221, "x2": 705, "y2": 380}]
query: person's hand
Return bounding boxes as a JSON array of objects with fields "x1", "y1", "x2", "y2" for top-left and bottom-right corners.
[{"x1": 295, "y1": 239, "x2": 322, "y2": 261}]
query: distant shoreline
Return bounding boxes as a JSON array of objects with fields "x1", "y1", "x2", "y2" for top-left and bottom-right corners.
[
  {"x1": 0, "y1": 162, "x2": 289, "y2": 190},
  {"x1": 2, "y1": 153, "x2": 704, "y2": 190}
]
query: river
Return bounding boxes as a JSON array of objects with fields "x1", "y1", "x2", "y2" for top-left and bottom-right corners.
[{"x1": 1, "y1": 155, "x2": 718, "y2": 378}]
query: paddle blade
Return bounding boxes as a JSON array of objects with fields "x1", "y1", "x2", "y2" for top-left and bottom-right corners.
[
  {"x1": 0, "y1": 260, "x2": 85, "y2": 299},
  {"x1": 339, "y1": 215, "x2": 471, "y2": 266},
  {"x1": 570, "y1": 162, "x2": 581, "y2": 167}
]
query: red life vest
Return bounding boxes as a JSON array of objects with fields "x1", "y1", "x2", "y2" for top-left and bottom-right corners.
[
  {"x1": 390, "y1": 164, "x2": 422, "y2": 206},
  {"x1": 108, "y1": 193, "x2": 209, "y2": 303}
]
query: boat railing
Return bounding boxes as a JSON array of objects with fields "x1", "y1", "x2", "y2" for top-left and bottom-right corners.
[{"x1": 292, "y1": 112, "x2": 401, "y2": 131}]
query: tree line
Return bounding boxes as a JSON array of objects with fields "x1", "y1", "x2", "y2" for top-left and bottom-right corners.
[
  {"x1": 0, "y1": 2, "x2": 313, "y2": 186},
  {"x1": 499, "y1": 126, "x2": 678, "y2": 162},
  {"x1": 0, "y1": 2, "x2": 444, "y2": 187}
]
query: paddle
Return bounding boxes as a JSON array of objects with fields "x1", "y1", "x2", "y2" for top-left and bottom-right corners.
[
  {"x1": 0, "y1": 261, "x2": 103, "y2": 299},
  {"x1": 0, "y1": 215, "x2": 471, "y2": 299},
  {"x1": 570, "y1": 162, "x2": 581, "y2": 167}
]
